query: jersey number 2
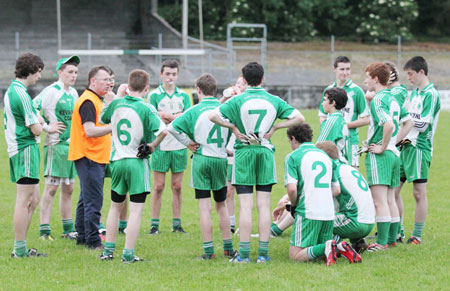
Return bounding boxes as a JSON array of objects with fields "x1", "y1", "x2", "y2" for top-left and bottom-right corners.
[{"x1": 312, "y1": 161, "x2": 329, "y2": 188}]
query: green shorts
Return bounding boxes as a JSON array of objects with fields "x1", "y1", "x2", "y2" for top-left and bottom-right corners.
[
  {"x1": 290, "y1": 214, "x2": 333, "y2": 248},
  {"x1": 227, "y1": 164, "x2": 233, "y2": 181},
  {"x1": 232, "y1": 146, "x2": 276, "y2": 186},
  {"x1": 191, "y1": 154, "x2": 227, "y2": 191},
  {"x1": 400, "y1": 144, "x2": 431, "y2": 182},
  {"x1": 111, "y1": 158, "x2": 151, "y2": 195},
  {"x1": 365, "y1": 150, "x2": 400, "y2": 188},
  {"x1": 333, "y1": 213, "x2": 374, "y2": 240},
  {"x1": 44, "y1": 144, "x2": 76, "y2": 179},
  {"x1": 9, "y1": 144, "x2": 40, "y2": 183},
  {"x1": 151, "y1": 148, "x2": 187, "y2": 173}
]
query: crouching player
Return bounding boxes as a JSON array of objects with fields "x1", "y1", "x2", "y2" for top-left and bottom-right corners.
[
  {"x1": 285, "y1": 123, "x2": 340, "y2": 266},
  {"x1": 316, "y1": 141, "x2": 374, "y2": 258},
  {"x1": 168, "y1": 73, "x2": 235, "y2": 260},
  {"x1": 99, "y1": 69, "x2": 167, "y2": 263}
]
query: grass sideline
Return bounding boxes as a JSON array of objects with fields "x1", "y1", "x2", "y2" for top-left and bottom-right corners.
[{"x1": 0, "y1": 109, "x2": 449, "y2": 290}]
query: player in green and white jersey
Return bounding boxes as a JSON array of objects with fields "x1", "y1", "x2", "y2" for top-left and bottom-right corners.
[
  {"x1": 284, "y1": 123, "x2": 341, "y2": 266},
  {"x1": 316, "y1": 87, "x2": 350, "y2": 163},
  {"x1": 33, "y1": 56, "x2": 80, "y2": 241},
  {"x1": 169, "y1": 73, "x2": 236, "y2": 260},
  {"x1": 210, "y1": 62, "x2": 304, "y2": 263},
  {"x1": 5, "y1": 53, "x2": 48, "y2": 258},
  {"x1": 99, "y1": 69, "x2": 167, "y2": 263},
  {"x1": 316, "y1": 141, "x2": 374, "y2": 258},
  {"x1": 398, "y1": 56, "x2": 441, "y2": 245},
  {"x1": 384, "y1": 61, "x2": 409, "y2": 241},
  {"x1": 148, "y1": 60, "x2": 191, "y2": 234},
  {"x1": 363, "y1": 63, "x2": 413, "y2": 252},
  {"x1": 319, "y1": 56, "x2": 369, "y2": 167}
]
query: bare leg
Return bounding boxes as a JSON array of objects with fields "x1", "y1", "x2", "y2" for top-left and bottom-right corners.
[
  {"x1": 387, "y1": 187, "x2": 399, "y2": 218},
  {"x1": 60, "y1": 182, "x2": 74, "y2": 220},
  {"x1": 151, "y1": 171, "x2": 166, "y2": 220},
  {"x1": 256, "y1": 191, "x2": 271, "y2": 242},
  {"x1": 394, "y1": 182, "x2": 405, "y2": 220},
  {"x1": 277, "y1": 211, "x2": 295, "y2": 231},
  {"x1": 15, "y1": 184, "x2": 40, "y2": 241},
  {"x1": 171, "y1": 171, "x2": 184, "y2": 219},
  {"x1": 238, "y1": 193, "x2": 253, "y2": 243},
  {"x1": 370, "y1": 185, "x2": 390, "y2": 217},
  {"x1": 124, "y1": 202, "x2": 145, "y2": 250},
  {"x1": 40, "y1": 184, "x2": 58, "y2": 225},
  {"x1": 226, "y1": 180, "x2": 235, "y2": 220},
  {"x1": 289, "y1": 246, "x2": 310, "y2": 262},
  {"x1": 198, "y1": 198, "x2": 213, "y2": 242},
  {"x1": 413, "y1": 182, "x2": 428, "y2": 223},
  {"x1": 119, "y1": 196, "x2": 128, "y2": 221},
  {"x1": 105, "y1": 201, "x2": 124, "y2": 243},
  {"x1": 215, "y1": 200, "x2": 231, "y2": 240}
]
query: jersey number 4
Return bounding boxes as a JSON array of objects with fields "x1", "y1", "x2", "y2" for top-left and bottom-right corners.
[{"x1": 207, "y1": 124, "x2": 224, "y2": 147}]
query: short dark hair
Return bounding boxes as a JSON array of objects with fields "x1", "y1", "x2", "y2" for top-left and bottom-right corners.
[
  {"x1": 88, "y1": 66, "x2": 110, "y2": 86},
  {"x1": 334, "y1": 56, "x2": 351, "y2": 68},
  {"x1": 242, "y1": 62, "x2": 264, "y2": 86},
  {"x1": 15, "y1": 53, "x2": 44, "y2": 78},
  {"x1": 287, "y1": 123, "x2": 313, "y2": 144},
  {"x1": 315, "y1": 141, "x2": 340, "y2": 160},
  {"x1": 160, "y1": 59, "x2": 179, "y2": 73},
  {"x1": 59, "y1": 60, "x2": 79, "y2": 72},
  {"x1": 403, "y1": 56, "x2": 428, "y2": 76},
  {"x1": 365, "y1": 63, "x2": 390, "y2": 86},
  {"x1": 324, "y1": 88, "x2": 348, "y2": 110},
  {"x1": 196, "y1": 73, "x2": 217, "y2": 97},
  {"x1": 128, "y1": 69, "x2": 149, "y2": 92}
]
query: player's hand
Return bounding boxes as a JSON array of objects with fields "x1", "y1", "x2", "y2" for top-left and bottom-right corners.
[
  {"x1": 117, "y1": 83, "x2": 128, "y2": 98},
  {"x1": 368, "y1": 143, "x2": 384, "y2": 154},
  {"x1": 48, "y1": 121, "x2": 66, "y2": 134},
  {"x1": 358, "y1": 140, "x2": 369, "y2": 155},
  {"x1": 395, "y1": 139, "x2": 411, "y2": 148},
  {"x1": 242, "y1": 133, "x2": 261, "y2": 145},
  {"x1": 232, "y1": 127, "x2": 247, "y2": 144},
  {"x1": 137, "y1": 143, "x2": 152, "y2": 159},
  {"x1": 272, "y1": 205, "x2": 285, "y2": 222},
  {"x1": 264, "y1": 127, "x2": 276, "y2": 140},
  {"x1": 188, "y1": 141, "x2": 200, "y2": 152}
]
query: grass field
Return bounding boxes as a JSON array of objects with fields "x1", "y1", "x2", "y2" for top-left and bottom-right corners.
[{"x1": 0, "y1": 109, "x2": 449, "y2": 290}]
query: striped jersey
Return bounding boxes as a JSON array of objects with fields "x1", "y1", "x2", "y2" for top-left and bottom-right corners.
[
  {"x1": 284, "y1": 142, "x2": 338, "y2": 221},
  {"x1": 367, "y1": 89, "x2": 410, "y2": 156},
  {"x1": 33, "y1": 80, "x2": 79, "y2": 146},
  {"x1": 217, "y1": 87, "x2": 300, "y2": 151},
  {"x1": 316, "y1": 111, "x2": 350, "y2": 163},
  {"x1": 403, "y1": 83, "x2": 440, "y2": 154},
  {"x1": 149, "y1": 84, "x2": 191, "y2": 151},
  {"x1": 170, "y1": 97, "x2": 230, "y2": 159},
  {"x1": 4, "y1": 80, "x2": 40, "y2": 157},
  {"x1": 100, "y1": 95, "x2": 166, "y2": 161},
  {"x1": 319, "y1": 80, "x2": 368, "y2": 144},
  {"x1": 333, "y1": 160, "x2": 375, "y2": 224}
]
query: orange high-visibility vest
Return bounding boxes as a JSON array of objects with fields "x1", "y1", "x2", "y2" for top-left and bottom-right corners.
[{"x1": 68, "y1": 89, "x2": 111, "y2": 164}]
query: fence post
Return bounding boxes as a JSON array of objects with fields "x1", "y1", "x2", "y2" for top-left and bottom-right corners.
[
  {"x1": 330, "y1": 35, "x2": 335, "y2": 83},
  {"x1": 15, "y1": 32, "x2": 20, "y2": 60},
  {"x1": 158, "y1": 33, "x2": 163, "y2": 65},
  {"x1": 88, "y1": 32, "x2": 92, "y2": 69}
]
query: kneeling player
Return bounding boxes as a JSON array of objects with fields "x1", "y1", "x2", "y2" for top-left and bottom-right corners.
[
  {"x1": 169, "y1": 73, "x2": 235, "y2": 260},
  {"x1": 285, "y1": 123, "x2": 340, "y2": 266},
  {"x1": 99, "y1": 69, "x2": 167, "y2": 263},
  {"x1": 316, "y1": 141, "x2": 374, "y2": 258}
]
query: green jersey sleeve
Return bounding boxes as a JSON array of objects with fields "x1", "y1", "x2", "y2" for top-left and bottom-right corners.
[{"x1": 317, "y1": 115, "x2": 342, "y2": 143}]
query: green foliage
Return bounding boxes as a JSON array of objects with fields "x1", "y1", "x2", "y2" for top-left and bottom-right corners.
[
  {"x1": 412, "y1": 0, "x2": 450, "y2": 38},
  {"x1": 354, "y1": 0, "x2": 418, "y2": 43}
]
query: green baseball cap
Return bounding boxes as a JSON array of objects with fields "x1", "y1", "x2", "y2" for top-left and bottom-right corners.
[{"x1": 54, "y1": 55, "x2": 80, "y2": 76}]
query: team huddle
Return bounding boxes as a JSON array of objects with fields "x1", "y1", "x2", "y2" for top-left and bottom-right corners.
[{"x1": 4, "y1": 53, "x2": 440, "y2": 265}]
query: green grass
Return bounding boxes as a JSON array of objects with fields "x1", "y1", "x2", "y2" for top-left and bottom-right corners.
[{"x1": 0, "y1": 110, "x2": 449, "y2": 290}]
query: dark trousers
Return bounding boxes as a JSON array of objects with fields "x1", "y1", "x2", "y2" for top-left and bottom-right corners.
[{"x1": 74, "y1": 157, "x2": 106, "y2": 247}]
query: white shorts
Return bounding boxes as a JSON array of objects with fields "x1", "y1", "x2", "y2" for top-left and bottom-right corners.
[{"x1": 45, "y1": 176, "x2": 74, "y2": 186}]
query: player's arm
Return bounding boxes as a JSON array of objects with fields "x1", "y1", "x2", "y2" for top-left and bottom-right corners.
[
  {"x1": 318, "y1": 90, "x2": 327, "y2": 124},
  {"x1": 80, "y1": 100, "x2": 111, "y2": 137},
  {"x1": 209, "y1": 110, "x2": 246, "y2": 143},
  {"x1": 148, "y1": 129, "x2": 168, "y2": 152},
  {"x1": 347, "y1": 116, "x2": 369, "y2": 129},
  {"x1": 287, "y1": 184, "x2": 298, "y2": 207},
  {"x1": 264, "y1": 111, "x2": 304, "y2": 140},
  {"x1": 368, "y1": 120, "x2": 394, "y2": 154},
  {"x1": 396, "y1": 119, "x2": 414, "y2": 143}
]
